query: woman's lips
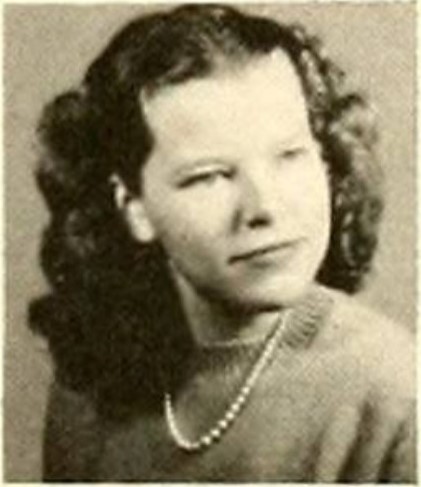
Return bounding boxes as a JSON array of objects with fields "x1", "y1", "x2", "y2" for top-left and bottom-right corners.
[{"x1": 231, "y1": 240, "x2": 303, "y2": 264}]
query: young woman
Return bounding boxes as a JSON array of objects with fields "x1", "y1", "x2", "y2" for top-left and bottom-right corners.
[{"x1": 30, "y1": 4, "x2": 415, "y2": 482}]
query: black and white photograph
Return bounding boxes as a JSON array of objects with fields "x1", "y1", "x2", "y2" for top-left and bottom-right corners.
[{"x1": 4, "y1": 2, "x2": 417, "y2": 482}]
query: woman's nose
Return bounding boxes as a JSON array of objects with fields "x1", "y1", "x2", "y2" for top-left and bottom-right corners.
[{"x1": 235, "y1": 171, "x2": 279, "y2": 230}]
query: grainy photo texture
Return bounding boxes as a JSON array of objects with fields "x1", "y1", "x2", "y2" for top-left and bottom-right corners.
[{"x1": 4, "y1": 3, "x2": 416, "y2": 482}]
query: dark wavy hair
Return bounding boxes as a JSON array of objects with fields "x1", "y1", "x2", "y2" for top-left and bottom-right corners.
[{"x1": 30, "y1": 4, "x2": 383, "y2": 415}]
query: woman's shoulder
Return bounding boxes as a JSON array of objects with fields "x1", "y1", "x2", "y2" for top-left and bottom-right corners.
[
  {"x1": 316, "y1": 285, "x2": 415, "y2": 401},
  {"x1": 43, "y1": 380, "x2": 103, "y2": 481},
  {"x1": 312, "y1": 286, "x2": 416, "y2": 482},
  {"x1": 48, "y1": 378, "x2": 96, "y2": 413},
  {"x1": 321, "y1": 285, "x2": 415, "y2": 353}
]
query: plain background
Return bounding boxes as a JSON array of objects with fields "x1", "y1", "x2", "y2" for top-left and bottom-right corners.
[{"x1": 4, "y1": 3, "x2": 416, "y2": 481}]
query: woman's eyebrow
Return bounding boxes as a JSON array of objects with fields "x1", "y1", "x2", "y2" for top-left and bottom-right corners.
[
  {"x1": 166, "y1": 157, "x2": 234, "y2": 183},
  {"x1": 174, "y1": 156, "x2": 236, "y2": 172},
  {"x1": 275, "y1": 129, "x2": 312, "y2": 146}
]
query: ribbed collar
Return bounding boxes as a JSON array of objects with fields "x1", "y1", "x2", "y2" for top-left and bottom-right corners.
[{"x1": 186, "y1": 285, "x2": 333, "y2": 375}]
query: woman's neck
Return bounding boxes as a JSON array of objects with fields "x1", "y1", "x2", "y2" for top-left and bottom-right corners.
[{"x1": 172, "y1": 271, "x2": 283, "y2": 347}]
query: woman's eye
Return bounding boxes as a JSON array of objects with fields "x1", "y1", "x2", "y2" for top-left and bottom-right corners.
[
  {"x1": 278, "y1": 147, "x2": 307, "y2": 161},
  {"x1": 179, "y1": 170, "x2": 231, "y2": 188}
]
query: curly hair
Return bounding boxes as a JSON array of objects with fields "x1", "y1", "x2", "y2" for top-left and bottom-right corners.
[{"x1": 30, "y1": 4, "x2": 383, "y2": 414}]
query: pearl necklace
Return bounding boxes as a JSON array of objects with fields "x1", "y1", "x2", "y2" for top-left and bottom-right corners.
[{"x1": 164, "y1": 310, "x2": 290, "y2": 452}]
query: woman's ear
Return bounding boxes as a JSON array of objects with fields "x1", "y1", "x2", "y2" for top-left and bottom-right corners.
[{"x1": 111, "y1": 174, "x2": 157, "y2": 243}]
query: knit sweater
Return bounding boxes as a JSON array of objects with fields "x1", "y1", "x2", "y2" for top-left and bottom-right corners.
[{"x1": 43, "y1": 286, "x2": 416, "y2": 482}]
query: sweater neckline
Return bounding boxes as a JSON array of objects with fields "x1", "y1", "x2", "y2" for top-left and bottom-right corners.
[{"x1": 188, "y1": 285, "x2": 333, "y2": 370}]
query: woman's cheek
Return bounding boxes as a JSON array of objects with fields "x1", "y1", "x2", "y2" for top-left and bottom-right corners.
[
  {"x1": 159, "y1": 188, "x2": 233, "y2": 244},
  {"x1": 289, "y1": 163, "x2": 330, "y2": 228},
  {"x1": 179, "y1": 183, "x2": 237, "y2": 224}
]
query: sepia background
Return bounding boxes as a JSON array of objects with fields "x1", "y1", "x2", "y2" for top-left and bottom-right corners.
[{"x1": 4, "y1": 3, "x2": 416, "y2": 481}]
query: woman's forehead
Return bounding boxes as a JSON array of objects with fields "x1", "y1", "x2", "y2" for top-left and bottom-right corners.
[
  {"x1": 141, "y1": 50, "x2": 310, "y2": 150},
  {"x1": 142, "y1": 49, "x2": 300, "y2": 102}
]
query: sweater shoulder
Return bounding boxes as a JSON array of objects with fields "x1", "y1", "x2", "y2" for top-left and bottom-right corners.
[
  {"x1": 43, "y1": 380, "x2": 103, "y2": 481},
  {"x1": 317, "y1": 286, "x2": 415, "y2": 402}
]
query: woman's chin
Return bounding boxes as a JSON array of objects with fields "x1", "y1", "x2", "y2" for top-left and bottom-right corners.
[{"x1": 218, "y1": 275, "x2": 316, "y2": 313}]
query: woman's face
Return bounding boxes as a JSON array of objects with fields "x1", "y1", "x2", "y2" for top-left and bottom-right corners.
[{"x1": 127, "y1": 50, "x2": 331, "y2": 311}]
